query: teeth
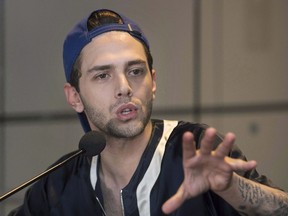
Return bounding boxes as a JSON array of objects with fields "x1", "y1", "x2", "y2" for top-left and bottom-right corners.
[{"x1": 122, "y1": 108, "x2": 131, "y2": 114}]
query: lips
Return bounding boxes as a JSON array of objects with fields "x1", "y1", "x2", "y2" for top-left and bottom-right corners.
[{"x1": 116, "y1": 103, "x2": 138, "y2": 120}]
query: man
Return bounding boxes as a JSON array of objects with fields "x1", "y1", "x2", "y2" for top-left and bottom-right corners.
[{"x1": 10, "y1": 8, "x2": 287, "y2": 216}]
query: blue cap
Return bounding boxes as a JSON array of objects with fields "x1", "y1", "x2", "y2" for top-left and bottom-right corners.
[{"x1": 63, "y1": 9, "x2": 150, "y2": 132}]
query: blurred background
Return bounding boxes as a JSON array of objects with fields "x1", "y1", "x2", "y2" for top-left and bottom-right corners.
[{"x1": 1, "y1": 0, "x2": 288, "y2": 214}]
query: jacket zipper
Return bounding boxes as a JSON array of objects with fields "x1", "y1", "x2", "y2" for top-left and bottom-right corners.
[
  {"x1": 120, "y1": 189, "x2": 125, "y2": 216},
  {"x1": 96, "y1": 196, "x2": 107, "y2": 216}
]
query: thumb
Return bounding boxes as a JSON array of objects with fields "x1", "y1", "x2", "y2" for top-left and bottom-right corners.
[{"x1": 162, "y1": 184, "x2": 186, "y2": 214}]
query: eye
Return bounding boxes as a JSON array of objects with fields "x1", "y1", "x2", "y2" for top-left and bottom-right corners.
[
  {"x1": 129, "y1": 68, "x2": 144, "y2": 76},
  {"x1": 94, "y1": 73, "x2": 111, "y2": 80}
]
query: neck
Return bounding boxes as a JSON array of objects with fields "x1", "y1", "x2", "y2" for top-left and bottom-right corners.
[{"x1": 99, "y1": 121, "x2": 153, "y2": 188}]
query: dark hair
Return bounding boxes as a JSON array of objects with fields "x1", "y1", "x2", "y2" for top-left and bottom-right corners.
[{"x1": 70, "y1": 10, "x2": 153, "y2": 92}]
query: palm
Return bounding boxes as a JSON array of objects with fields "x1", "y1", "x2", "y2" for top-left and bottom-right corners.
[{"x1": 182, "y1": 149, "x2": 233, "y2": 196}]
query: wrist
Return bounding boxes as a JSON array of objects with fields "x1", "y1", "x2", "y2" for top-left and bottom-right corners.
[{"x1": 214, "y1": 172, "x2": 238, "y2": 196}]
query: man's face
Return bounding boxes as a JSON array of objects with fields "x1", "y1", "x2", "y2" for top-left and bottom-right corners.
[{"x1": 78, "y1": 31, "x2": 156, "y2": 138}]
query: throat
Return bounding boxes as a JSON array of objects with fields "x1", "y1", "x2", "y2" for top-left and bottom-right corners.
[
  {"x1": 98, "y1": 150, "x2": 141, "y2": 215},
  {"x1": 99, "y1": 155, "x2": 136, "y2": 190}
]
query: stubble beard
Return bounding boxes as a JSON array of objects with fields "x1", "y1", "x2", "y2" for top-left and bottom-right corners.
[{"x1": 81, "y1": 97, "x2": 153, "y2": 138}]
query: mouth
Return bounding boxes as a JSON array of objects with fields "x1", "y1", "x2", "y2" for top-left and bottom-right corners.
[
  {"x1": 116, "y1": 103, "x2": 138, "y2": 120},
  {"x1": 121, "y1": 108, "x2": 134, "y2": 115}
]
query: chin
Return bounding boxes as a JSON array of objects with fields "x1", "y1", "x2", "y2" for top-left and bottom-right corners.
[{"x1": 107, "y1": 121, "x2": 145, "y2": 138}]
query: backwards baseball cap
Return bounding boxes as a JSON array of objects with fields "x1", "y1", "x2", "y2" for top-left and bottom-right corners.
[{"x1": 63, "y1": 9, "x2": 150, "y2": 132}]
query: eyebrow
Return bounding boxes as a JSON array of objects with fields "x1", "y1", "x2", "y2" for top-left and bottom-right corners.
[
  {"x1": 87, "y1": 59, "x2": 147, "y2": 73},
  {"x1": 126, "y1": 59, "x2": 146, "y2": 67},
  {"x1": 87, "y1": 64, "x2": 113, "y2": 73}
]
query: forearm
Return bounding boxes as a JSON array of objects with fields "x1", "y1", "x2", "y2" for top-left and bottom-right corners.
[{"x1": 216, "y1": 173, "x2": 288, "y2": 215}]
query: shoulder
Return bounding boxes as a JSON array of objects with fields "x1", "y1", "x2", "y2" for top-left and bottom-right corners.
[
  {"x1": 26, "y1": 152, "x2": 92, "y2": 208},
  {"x1": 153, "y1": 119, "x2": 213, "y2": 148},
  {"x1": 47, "y1": 152, "x2": 92, "y2": 188}
]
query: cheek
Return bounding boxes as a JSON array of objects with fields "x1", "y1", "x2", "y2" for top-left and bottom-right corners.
[
  {"x1": 144, "y1": 78, "x2": 155, "y2": 97},
  {"x1": 136, "y1": 82, "x2": 154, "y2": 100},
  {"x1": 80, "y1": 80, "x2": 105, "y2": 100},
  {"x1": 80, "y1": 86, "x2": 107, "y2": 108}
]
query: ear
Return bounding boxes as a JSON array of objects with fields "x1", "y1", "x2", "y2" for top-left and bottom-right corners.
[
  {"x1": 64, "y1": 83, "x2": 84, "y2": 113},
  {"x1": 151, "y1": 69, "x2": 157, "y2": 100}
]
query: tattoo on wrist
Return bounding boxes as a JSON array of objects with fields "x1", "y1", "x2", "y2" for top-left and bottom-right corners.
[
  {"x1": 237, "y1": 178, "x2": 288, "y2": 215},
  {"x1": 238, "y1": 178, "x2": 263, "y2": 205}
]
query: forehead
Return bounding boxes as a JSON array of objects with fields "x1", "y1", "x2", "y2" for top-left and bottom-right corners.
[{"x1": 81, "y1": 31, "x2": 146, "y2": 61}]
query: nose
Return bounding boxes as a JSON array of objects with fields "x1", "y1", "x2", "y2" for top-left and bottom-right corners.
[{"x1": 115, "y1": 74, "x2": 133, "y2": 98}]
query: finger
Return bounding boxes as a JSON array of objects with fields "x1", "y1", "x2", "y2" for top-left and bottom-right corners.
[
  {"x1": 229, "y1": 158, "x2": 257, "y2": 171},
  {"x1": 162, "y1": 185, "x2": 186, "y2": 214},
  {"x1": 200, "y1": 128, "x2": 217, "y2": 155},
  {"x1": 215, "y1": 132, "x2": 235, "y2": 158},
  {"x1": 182, "y1": 132, "x2": 196, "y2": 161}
]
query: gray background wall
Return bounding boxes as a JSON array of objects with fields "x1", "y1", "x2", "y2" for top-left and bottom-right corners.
[{"x1": 1, "y1": 0, "x2": 288, "y2": 214}]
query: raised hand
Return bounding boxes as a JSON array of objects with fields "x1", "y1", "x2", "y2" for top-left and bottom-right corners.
[{"x1": 162, "y1": 128, "x2": 257, "y2": 214}]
